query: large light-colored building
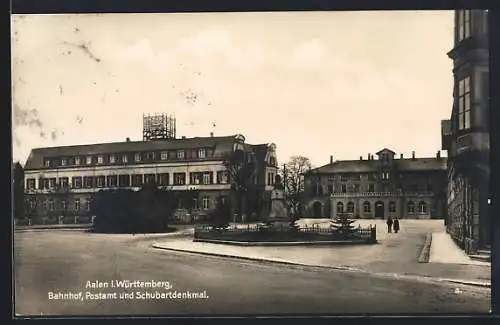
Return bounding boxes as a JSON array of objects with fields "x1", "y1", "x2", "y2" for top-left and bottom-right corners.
[
  {"x1": 441, "y1": 9, "x2": 490, "y2": 254},
  {"x1": 303, "y1": 149, "x2": 447, "y2": 220},
  {"x1": 22, "y1": 134, "x2": 279, "y2": 224}
]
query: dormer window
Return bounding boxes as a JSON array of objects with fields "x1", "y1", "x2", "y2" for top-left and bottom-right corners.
[
  {"x1": 177, "y1": 150, "x2": 185, "y2": 159},
  {"x1": 198, "y1": 149, "x2": 206, "y2": 159},
  {"x1": 44, "y1": 159, "x2": 51, "y2": 167},
  {"x1": 97, "y1": 155, "x2": 104, "y2": 164},
  {"x1": 75, "y1": 157, "x2": 81, "y2": 165},
  {"x1": 109, "y1": 155, "x2": 116, "y2": 164},
  {"x1": 61, "y1": 158, "x2": 67, "y2": 166},
  {"x1": 122, "y1": 155, "x2": 128, "y2": 163},
  {"x1": 160, "y1": 151, "x2": 169, "y2": 160},
  {"x1": 86, "y1": 156, "x2": 92, "y2": 165},
  {"x1": 134, "y1": 153, "x2": 141, "y2": 162},
  {"x1": 457, "y1": 10, "x2": 471, "y2": 42}
]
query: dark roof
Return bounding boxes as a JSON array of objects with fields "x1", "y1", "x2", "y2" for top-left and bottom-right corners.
[
  {"x1": 376, "y1": 148, "x2": 396, "y2": 155},
  {"x1": 311, "y1": 157, "x2": 447, "y2": 174},
  {"x1": 24, "y1": 135, "x2": 257, "y2": 170}
]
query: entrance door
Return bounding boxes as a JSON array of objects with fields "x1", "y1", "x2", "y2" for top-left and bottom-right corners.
[
  {"x1": 375, "y1": 201, "x2": 385, "y2": 219},
  {"x1": 313, "y1": 202, "x2": 322, "y2": 218}
]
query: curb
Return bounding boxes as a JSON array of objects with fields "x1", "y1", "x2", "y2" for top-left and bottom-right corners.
[
  {"x1": 152, "y1": 244, "x2": 491, "y2": 289},
  {"x1": 15, "y1": 225, "x2": 91, "y2": 231},
  {"x1": 418, "y1": 233, "x2": 432, "y2": 263},
  {"x1": 193, "y1": 239, "x2": 377, "y2": 246},
  {"x1": 151, "y1": 244, "x2": 361, "y2": 272}
]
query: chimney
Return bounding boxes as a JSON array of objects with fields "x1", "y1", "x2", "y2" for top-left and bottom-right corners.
[
  {"x1": 400, "y1": 153, "x2": 403, "y2": 159},
  {"x1": 330, "y1": 156, "x2": 334, "y2": 164},
  {"x1": 368, "y1": 153, "x2": 371, "y2": 160},
  {"x1": 126, "y1": 137, "x2": 130, "y2": 142},
  {"x1": 181, "y1": 136, "x2": 186, "y2": 139},
  {"x1": 436, "y1": 151, "x2": 441, "y2": 159},
  {"x1": 412, "y1": 151, "x2": 415, "y2": 159},
  {"x1": 210, "y1": 132, "x2": 214, "y2": 137},
  {"x1": 360, "y1": 156, "x2": 363, "y2": 160}
]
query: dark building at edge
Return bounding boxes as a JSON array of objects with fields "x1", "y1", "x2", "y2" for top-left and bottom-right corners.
[{"x1": 441, "y1": 9, "x2": 490, "y2": 254}]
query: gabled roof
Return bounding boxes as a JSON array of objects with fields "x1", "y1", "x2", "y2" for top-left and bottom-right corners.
[
  {"x1": 376, "y1": 148, "x2": 396, "y2": 155},
  {"x1": 310, "y1": 157, "x2": 447, "y2": 174},
  {"x1": 24, "y1": 135, "x2": 247, "y2": 170}
]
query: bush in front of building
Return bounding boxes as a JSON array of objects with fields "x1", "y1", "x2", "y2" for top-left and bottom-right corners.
[
  {"x1": 209, "y1": 196, "x2": 231, "y2": 229},
  {"x1": 91, "y1": 183, "x2": 177, "y2": 233}
]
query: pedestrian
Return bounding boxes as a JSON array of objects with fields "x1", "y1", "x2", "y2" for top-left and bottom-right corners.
[
  {"x1": 393, "y1": 218, "x2": 400, "y2": 233},
  {"x1": 386, "y1": 217, "x2": 393, "y2": 233}
]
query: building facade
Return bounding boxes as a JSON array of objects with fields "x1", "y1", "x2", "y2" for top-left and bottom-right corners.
[
  {"x1": 441, "y1": 10, "x2": 490, "y2": 254},
  {"x1": 303, "y1": 149, "x2": 447, "y2": 220},
  {"x1": 22, "y1": 134, "x2": 279, "y2": 224}
]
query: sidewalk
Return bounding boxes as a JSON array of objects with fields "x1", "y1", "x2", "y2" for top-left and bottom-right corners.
[
  {"x1": 152, "y1": 220, "x2": 490, "y2": 288},
  {"x1": 15, "y1": 224, "x2": 92, "y2": 230},
  {"x1": 429, "y1": 232, "x2": 490, "y2": 266}
]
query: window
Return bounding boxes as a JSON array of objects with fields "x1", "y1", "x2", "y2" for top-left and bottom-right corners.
[
  {"x1": 107, "y1": 175, "x2": 118, "y2": 187},
  {"x1": 122, "y1": 155, "x2": 128, "y2": 163},
  {"x1": 160, "y1": 151, "x2": 169, "y2": 160},
  {"x1": 118, "y1": 175, "x2": 130, "y2": 187},
  {"x1": 132, "y1": 174, "x2": 143, "y2": 187},
  {"x1": 177, "y1": 197, "x2": 185, "y2": 209},
  {"x1": 340, "y1": 175, "x2": 349, "y2": 181},
  {"x1": 49, "y1": 178, "x2": 56, "y2": 188},
  {"x1": 174, "y1": 173, "x2": 186, "y2": 185},
  {"x1": 61, "y1": 200, "x2": 67, "y2": 210},
  {"x1": 347, "y1": 202, "x2": 354, "y2": 213},
  {"x1": 157, "y1": 173, "x2": 169, "y2": 186},
  {"x1": 75, "y1": 199, "x2": 80, "y2": 211},
  {"x1": 43, "y1": 178, "x2": 50, "y2": 189},
  {"x1": 191, "y1": 172, "x2": 202, "y2": 185},
  {"x1": 75, "y1": 157, "x2": 81, "y2": 165},
  {"x1": 354, "y1": 184, "x2": 360, "y2": 193},
  {"x1": 44, "y1": 159, "x2": 51, "y2": 167},
  {"x1": 368, "y1": 184, "x2": 375, "y2": 192},
  {"x1": 177, "y1": 151, "x2": 185, "y2": 159},
  {"x1": 327, "y1": 175, "x2": 335, "y2": 181},
  {"x1": 29, "y1": 199, "x2": 36, "y2": 210},
  {"x1": 59, "y1": 177, "x2": 69, "y2": 188},
  {"x1": 145, "y1": 152, "x2": 155, "y2": 161},
  {"x1": 84, "y1": 176, "x2": 93, "y2": 188},
  {"x1": 217, "y1": 171, "x2": 228, "y2": 184},
  {"x1": 109, "y1": 155, "x2": 116, "y2": 164},
  {"x1": 328, "y1": 185, "x2": 333, "y2": 194},
  {"x1": 407, "y1": 201, "x2": 415, "y2": 213},
  {"x1": 134, "y1": 153, "x2": 141, "y2": 162},
  {"x1": 363, "y1": 201, "x2": 371, "y2": 213},
  {"x1": 86, "y1": 199, "x2": 91, "y2": 211},
  {"x1": 198, "y1": 149, "x2": 206, "y2": 159},
  {"x1": 389, "y1": 201, "x2": 396, "y2": 213},
  {"x1": 61, "y1": 158, "x2": 67, "y2": 166},
  {"x1": 458, "y1": 10, "x2": 471, "y2": 42},
  {"x1": 97, "y1": 176, "x2": 105, "y2": 187},
  {"x1": 202, "y1": 196, "x2": 210, "y2": 209},
  {"x1": 458, "y1": 76, "x2": 471, "y2": 130},
  {"x1": 381, "y1": 172, "x2": 390, "y2": 180},
  {"x1": 26, "y1": 179, "x2": 35, "y2": 189},
  {"x1": 42, "y1": 200, "x2": 47, "y2": 211},
  {"x1": 336, "y1": 202, "x2": 344, "y2": 214},
  {"x1": 96, "y1": 155, "x2": 103, "y2": 164},
  {"x1": 144, "y1": 174, "x2": 155, "y2": 184},
  {"x1": 341, "y1": 184, "x2": 346, "y2": 193},
  {"x1": 72, "y1": 177, "x2": 82, "y2": 189},
  {"x1": 48, "y1": 200, "x2": 55, "y2": 211},
  {"x1": 86, "y1": 156, "x2": 92, "y2": 165},
  {"x1": 202, "y1": 172, "x2": 211, "y2": 184},
  {"x1": 418, "y1": 201, "x2": 427, "y2": 214}
]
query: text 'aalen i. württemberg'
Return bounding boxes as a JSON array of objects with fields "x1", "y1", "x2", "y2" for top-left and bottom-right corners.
[{"x1": 47, "y1": 280, "x2": 210, "y2": 302}]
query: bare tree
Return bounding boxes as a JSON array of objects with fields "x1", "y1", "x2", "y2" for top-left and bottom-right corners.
[
  {"x1": 279, "y1": 156, "x2": 312, "y2": 219},
  {"x1": 222, "y1": 149, "x2": 257, "y2": 222}
]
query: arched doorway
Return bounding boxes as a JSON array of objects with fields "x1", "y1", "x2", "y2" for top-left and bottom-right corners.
[
  {"x1": 312, "y1": 201, "x2": 322, "y2": 218},
  {"x1": 375, "y1": 201, "x2": 385, "y2": 219}
]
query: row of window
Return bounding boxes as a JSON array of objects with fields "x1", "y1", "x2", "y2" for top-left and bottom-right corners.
[
  {"x1": 43, "y1": 148, "x2": 210, "y2": 168},
  {"x1": 315, "y1": 182, "x2": 433, "y2": 195},
  {"x1": 27, "y1": 195, "x2": 216, "y2": 211},
  {"x1": 27, "y1": 171, "x2": 229, "y2": 190},
  {"x1": 336, "y1": 201, "x2": 428, "y2": 214}
]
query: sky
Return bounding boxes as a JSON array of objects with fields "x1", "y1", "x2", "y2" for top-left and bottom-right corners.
[{"x1": 11, "y1": 11, "x2": 454, "y2": 168}]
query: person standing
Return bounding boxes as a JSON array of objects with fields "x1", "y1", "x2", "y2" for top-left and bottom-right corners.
[
  {"x1": 386, "y1": 217, "x2": 393, "y2": 233},
  {"x1": 393, "y1": 218, "x2": 400, "y2": 233}
]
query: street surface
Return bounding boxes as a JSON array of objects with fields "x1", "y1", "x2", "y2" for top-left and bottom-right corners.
[{"x1": 14, "y1": 227, "x2": 490, "y2": 316}]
